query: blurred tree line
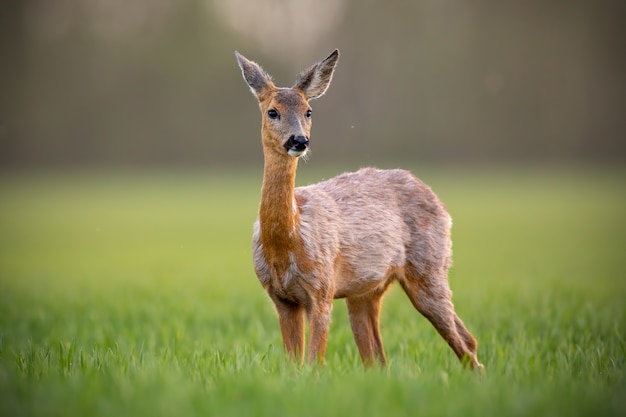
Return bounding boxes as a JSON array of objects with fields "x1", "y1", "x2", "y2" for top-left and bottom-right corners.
[{"x1": 1, "y1": 0, "x2": 624, "y2": 169}]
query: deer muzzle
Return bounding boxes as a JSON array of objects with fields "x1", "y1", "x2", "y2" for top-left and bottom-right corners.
[{"x1": 284, "y1": 135, "x2": 309, "y2": 157}]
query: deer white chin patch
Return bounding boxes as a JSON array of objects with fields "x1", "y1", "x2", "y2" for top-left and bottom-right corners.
[{"x1": 288, "y1": 149, "x2": 307, "y2": 157}]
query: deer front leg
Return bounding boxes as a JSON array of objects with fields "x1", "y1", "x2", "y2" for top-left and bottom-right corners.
[
  {"x1": 306, "y1": 300, "x2": 333, "y2": 365},
  {"x1": 272, "y1": 296, "x2": 305, "y2": 365}
]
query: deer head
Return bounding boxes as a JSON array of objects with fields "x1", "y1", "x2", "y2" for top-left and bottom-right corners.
[{"x1": 235, "y1": 50, "x2": 339, "y2": 158}]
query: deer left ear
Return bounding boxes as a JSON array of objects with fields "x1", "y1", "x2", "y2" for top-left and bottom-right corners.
[{"x1": 294, "y1": 49, "x2": 339, "y2": 100}]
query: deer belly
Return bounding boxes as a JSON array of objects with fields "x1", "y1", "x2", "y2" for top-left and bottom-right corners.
[{"x1": 333, "y1": 252, "x2": 405, "y2": 299}]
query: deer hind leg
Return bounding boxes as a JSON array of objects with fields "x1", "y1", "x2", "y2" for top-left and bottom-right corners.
[
  {"x1": 271, "y1": 296, "x2": 306, "y2": 365},
  {"x1": 400, "y1": 268, "x2": 483, "y2": 369},
  {"x1": 305, "y1": 299, "x2": 333, "y2": 365},
  {"x1": 345, "y1": 291, "x2": 387, "y2": 367},
  {"x1": 306, "y1": 299, "x2": 333, "y2": 364},
  {"x1": 454, "y1": 315, "x2": 478, "y2": 357}
]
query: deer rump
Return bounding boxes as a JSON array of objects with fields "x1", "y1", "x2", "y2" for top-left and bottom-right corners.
[{"x1": 252, "y1": 167, "x2": 452, "y2": 303}]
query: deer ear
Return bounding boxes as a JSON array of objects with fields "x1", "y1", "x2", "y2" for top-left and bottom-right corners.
[
  {"x1": 235, "y1": 51, "x2": 274, "y2": 99},
  {"x1": 294, "y1": 49, "x2": 339, "y2": 100}
]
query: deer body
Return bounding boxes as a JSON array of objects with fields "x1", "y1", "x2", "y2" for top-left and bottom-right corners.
[
  {"x1": 236, "y1": 50, "x2": 482, "y2": 369},
  {"x1": 254, "y1": 167, "x2": 449, "y2": 299}
]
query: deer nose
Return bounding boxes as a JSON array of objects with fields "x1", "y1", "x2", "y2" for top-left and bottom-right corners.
[
  {"x1": 284, "y1": 135, "x2": 309, "y2": 152},
  {"x1": 292, "y1": 135, "x2": 309, "y2": 150}
]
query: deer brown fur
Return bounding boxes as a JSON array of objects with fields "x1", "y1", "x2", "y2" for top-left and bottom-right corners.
[{"x1": 235, "y1": 49, "x2": 483, "y2": 369}]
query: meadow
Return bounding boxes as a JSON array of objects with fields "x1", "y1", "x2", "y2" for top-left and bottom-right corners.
[{"x1": 0, "y1": 166, "x2": 624, "y2": 416}]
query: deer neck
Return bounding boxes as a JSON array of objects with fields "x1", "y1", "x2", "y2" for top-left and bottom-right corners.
[{"x1": 259, "y1": 150, "x2": 300, "y2": 258}]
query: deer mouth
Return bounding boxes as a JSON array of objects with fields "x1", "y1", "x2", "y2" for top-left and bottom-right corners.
[
  {"x1": 287, "y1": 148, "x2": 308, "y2": 157},
  {"x1": 284, "y1": 135, "x2": 309, "y2": 157}
]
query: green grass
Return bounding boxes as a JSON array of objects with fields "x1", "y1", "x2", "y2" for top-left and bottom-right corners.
[{"x1": 1, "y1": 166, "x2": 625, "y2": 417}]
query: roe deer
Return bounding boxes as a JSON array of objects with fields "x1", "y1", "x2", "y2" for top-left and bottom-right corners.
[{"x1": 235, "y1": 49, "x2": 483, "y2": 369}]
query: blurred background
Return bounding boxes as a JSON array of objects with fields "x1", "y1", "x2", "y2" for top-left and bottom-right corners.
[{"x1": 1, "y1": 0, "x2": 625, "y2": 170}]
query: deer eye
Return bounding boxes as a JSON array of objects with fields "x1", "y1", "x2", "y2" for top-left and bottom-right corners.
[
  {"x1": 267, "y1": 109, "x2": 279, "y2": 119},
  {"x1": 305, "y1": 109, "x2": 312, "y2": 118}
]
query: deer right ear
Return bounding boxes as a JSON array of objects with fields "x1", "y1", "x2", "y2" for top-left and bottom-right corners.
[{"x1": 235, "y1": 51, "x2": 274, "y2": 99}]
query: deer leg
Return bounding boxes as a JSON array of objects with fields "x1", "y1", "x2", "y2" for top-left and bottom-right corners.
[
  {"x1": 272, "y1": 296, "x2": 305, "y2": 365},
  {"x1": 346, "y1": 293, "x2": 387, "y2": 367},
  {"x1": 454, "y1": 315, "x2": 479, "y2": 357},
  {"x1": 400, "y1": 270, "x2": 483, "y2": 369},
  {"x1": 305, "y1": 299, "x2": 333, "y2": 365}
]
